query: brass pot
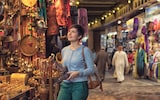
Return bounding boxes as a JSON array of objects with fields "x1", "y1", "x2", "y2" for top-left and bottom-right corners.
[
  {"x1": 0, "y1": 35, "x2": 4, "y2": 41},
  {"x1": 4, "y1": 36, "x2": 14, "y2": 43},
  {"x1": 38, "y1": 85, "x2": 49, "y2": 100}
]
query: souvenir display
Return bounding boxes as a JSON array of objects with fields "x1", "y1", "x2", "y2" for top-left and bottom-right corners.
[{"x1": 0, "y1": 73, "x2": 34, "y2": 100}]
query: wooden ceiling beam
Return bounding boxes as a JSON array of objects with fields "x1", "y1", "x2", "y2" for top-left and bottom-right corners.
[
  {"x1": 86, "y1": 8, "x2": 111, "y2": 12},
  {"x1": 79, "y1": 1, "x2": 116, "y2": 5},
  {"x1": 78, "y1": 4, "x2": 113, "y2": 8},
  {"x1": 87, "y1": 11, "x2": 104, "y2": 14}
]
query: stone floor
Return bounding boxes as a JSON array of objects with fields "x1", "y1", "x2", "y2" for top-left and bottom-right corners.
[{"x1": 87, "y1": 71, "x2": 160, "y2": 100}]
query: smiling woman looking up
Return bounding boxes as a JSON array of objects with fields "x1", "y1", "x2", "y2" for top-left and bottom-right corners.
[{"x1": 57, "y1": 24, "x2": 95, "y2": 100}]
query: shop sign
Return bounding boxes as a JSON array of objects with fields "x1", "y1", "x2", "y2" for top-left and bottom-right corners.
[{"x1": 145, "y1": 4, "x2": 160, "y2": 18}]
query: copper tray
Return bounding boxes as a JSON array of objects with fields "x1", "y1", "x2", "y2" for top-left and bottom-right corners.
[{"x1": 19, "y1": 35, "x2": 39, "y2": 56}]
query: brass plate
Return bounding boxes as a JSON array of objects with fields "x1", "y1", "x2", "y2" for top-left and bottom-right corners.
[
  {"x1": 19, "y1": 35, "x2": 39, "y2": 56},
  {"x1": 21, "y1": 0, "x2": 37, "y2": 7}
]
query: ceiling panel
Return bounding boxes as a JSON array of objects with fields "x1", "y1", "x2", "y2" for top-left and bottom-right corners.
[{"x1": 77, "y1": 0, "x2": 128, "y2": 22}]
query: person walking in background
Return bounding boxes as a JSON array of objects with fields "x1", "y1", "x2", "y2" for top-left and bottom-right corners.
[
  {"x1": 112, "y1": 44, "x2": 129, "y2": 83},
  {"x1": 127, "y1": 50, "x2": 134, "y2": 74},
  {"x1": 57, "y1": 24, "x2": 95, "y2": 100},
  {"x1": 94, "y1": 46, "x2": 109, "y2": 82},
  {"x1": 91, "y1": 49, "x2": 96, "y2": 61}
]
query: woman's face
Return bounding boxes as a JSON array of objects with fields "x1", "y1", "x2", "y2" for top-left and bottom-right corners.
[{"x1": 67, "y1": 27, "x2": 81, "y2": 42}]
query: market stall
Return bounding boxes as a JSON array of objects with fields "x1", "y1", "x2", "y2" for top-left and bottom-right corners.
[{"x1": 0, "y1": 0, "x2": 71, "y2": 99}]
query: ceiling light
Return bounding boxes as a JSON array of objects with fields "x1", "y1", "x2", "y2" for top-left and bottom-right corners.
[
  {"x1": 104, "y1": 15, "x2": 107, "y2": 18},
  {"x1": 88, "y1": 23, "x2": 91, "y2": 26},
  {"x1": 109, "y1": 13, "x2": 112, "y2": 16},
  {"x1": 118, "y1": 20, "x2": 121, "y2": 24},
  {"x1": 139, "y1": 7, "x2": 143, "y2": 10},
  {"x1": 128, "y1": 0, "x2": 131, "y2": 4},
  {"x1": 117, "y1": 7, "x2": 120, "y2": 11},
  {"x1": 91, "y1": 22, "x2": 94, "y2": 25},
  {"x1": 95, "y1": 20, "x2": 98, "y2": 23},
  {"x1": 101, "y1": 17, "x2": 104, "y2": 20},
  {"x1": 112, "y1": 10, "x2": 115, "y2": 13},
  {"x1": 69, "y1": 2, "x2": 73, "y2": 6},
  {"x1": 76, "y1": 1, "x2": 79, "y2": 5}
]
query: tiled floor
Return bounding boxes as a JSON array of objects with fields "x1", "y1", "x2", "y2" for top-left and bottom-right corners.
[{"x1": 87, "y1": 72, "x2": 160, "y2": 100}]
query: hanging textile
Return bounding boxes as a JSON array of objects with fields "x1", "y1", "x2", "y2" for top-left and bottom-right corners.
[
  {"x1": 55, "y1": 0, "x2": 68, "y2": 26},
  {"x1": 77, "y1": 8, "x2": 88, "y2": 35},
  {"x1": 132, "y1": 18, "x2": 139, "y2": 38},
  {"x1": 47, "y1": 3, "x2": 59, "y2": 35},
  {"x1": 38, "y1": 0, "x2": 47, "y2": 22},
  {"x1": 66, "y1": 0, "x2": 71, "y2": 28}
]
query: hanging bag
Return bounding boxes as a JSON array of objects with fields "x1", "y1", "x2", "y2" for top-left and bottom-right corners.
[{"x1": 82, "y1": 47, "x2": 103, "y2": 91}]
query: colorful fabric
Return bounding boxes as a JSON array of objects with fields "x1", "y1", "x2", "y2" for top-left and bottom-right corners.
[
  {"x1": 128, "y1": 53, "x2": 134, "y2": 64},
  {"x1": 38, "y1": 0, "x2": 47, "y2": 21},
  {"x1": 77, "y1": 8, "x2": 88, "y2": 35},
  {"x1": 47, "y1": 4, "x2": 59, "y2": 35},
  {"x1": 133, "y1": 51, "x2": 139, "y2": 78},
  {"x1": 137, "y1": 49, "x2": 145, "y2": 77},
  {"x1": 55, "y1": 0, "x2": 68, "y2": 26}
]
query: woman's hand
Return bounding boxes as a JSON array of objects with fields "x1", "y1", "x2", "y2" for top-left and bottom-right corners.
[{"x1": 66, "y1": 71, "x2": 80, "y2": 80}]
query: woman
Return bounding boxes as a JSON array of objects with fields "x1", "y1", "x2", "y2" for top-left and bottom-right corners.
[
  {"x1": 57, "y1": 24, "x2": 95, "y2": 100},
  {"x1": 112, "y1": 44, "x2": 129, "y2": 82}
]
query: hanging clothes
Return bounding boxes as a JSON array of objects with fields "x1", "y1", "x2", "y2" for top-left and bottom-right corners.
[
  {"x1": 38, "y1": 0, "x2": 47, "y2": 21},
  {"x1": 47, "y1": 3, "x2": 59, "y2": 35},
  {"x1": 77, "y1": 8, "x2": 88, "y2": 35},
  {"x1": 66, "y1": 0, "x2": 71, "y2": 28},
  {"x1": 136, "y1": 48, "x2": 146, "y2": 77},
  {"x1": 55, "y1": 0, "x2": 69, "y2": 26}
]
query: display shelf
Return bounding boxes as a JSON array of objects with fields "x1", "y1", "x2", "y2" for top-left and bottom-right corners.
[
  {"x1": 9, "y1": 87, "x2": 35, "y2": 100},
  {"x1": 0, "y1": 75, "x2": 10, "y2": 83}
]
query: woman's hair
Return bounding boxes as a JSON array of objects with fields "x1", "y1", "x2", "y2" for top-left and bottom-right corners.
[{"x1": 69, "y1": 24, "x2": 84, "y2": 38}]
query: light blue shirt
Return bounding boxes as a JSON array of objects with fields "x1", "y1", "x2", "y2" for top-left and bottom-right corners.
[{"x1": 62, "y1": 45, "x2": 95, "y2": 82}]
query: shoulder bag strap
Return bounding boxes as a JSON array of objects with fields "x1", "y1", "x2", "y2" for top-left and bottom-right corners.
[
  {"x1": 82, "y1": 46, "x2": 87, "y2": 69},
  {"x1": 82, "y1": 47, "x2": 103, "y2": 91}
]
